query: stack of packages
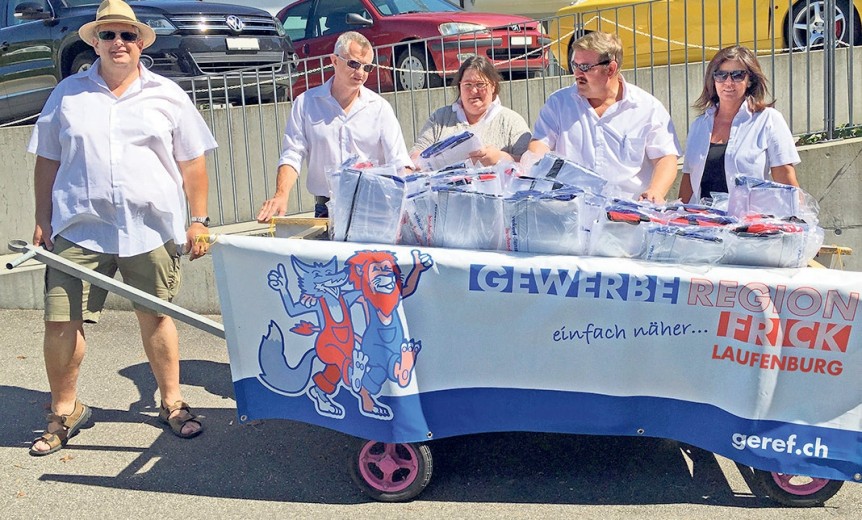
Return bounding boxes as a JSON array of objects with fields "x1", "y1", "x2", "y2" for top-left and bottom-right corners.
[
  {"x1": 325, "y1": 137, "x2": 824, "y2": 268},
  {"x1": 589, "y1": 176, "x2": 823, "y2": 268}
]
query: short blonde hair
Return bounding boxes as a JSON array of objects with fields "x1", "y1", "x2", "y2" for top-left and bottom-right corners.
[
  {"x1": 571, "y1": 31, "x2": 623, "y2": 70},
  {"x1": 334, "y1": 31, "x2": 373, "y2": 57}
]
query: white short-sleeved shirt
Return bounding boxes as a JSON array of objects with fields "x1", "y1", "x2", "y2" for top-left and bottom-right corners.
[
  {"x1": 682, "y1": 103, "x2": 800, "y2": 201},
  {"x1": 532, "y1": 79, "x2": 681, "y2": 198},
  {"x1": 28, "y1": 60, "x2": 217, "y2": 257},
  {"x1": 278, "y1": 79, "x2": 412, "y2": 197}
]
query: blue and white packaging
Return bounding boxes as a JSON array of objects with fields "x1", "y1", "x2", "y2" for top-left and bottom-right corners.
[
  {"x1": 503, "y1": 189, "x2": 585, "y2": 255},
  {"x1": 432, "y1": 188, "x2": 504, "y2": 251},
  {"x1": 328, "y1": 165, "x2": 406, "y2": 244},
  {"x1": 643, "y1": 225, "x2": 726, "y2": 264},
  {"x1": 529, "y1": 153, "x2": 608, "y2": 196},
  {"x1": 417, "y1": 131, "x2": 483, "y2": 171}
]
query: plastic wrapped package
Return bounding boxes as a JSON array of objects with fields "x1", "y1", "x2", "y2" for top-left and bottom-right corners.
[
  {"x1": 432, "y1": 188, "x2": 505, "y2": 250},
  {"x1": 643, "y1": 225, "x2": 726, "y2": 264},
  {"x1": 398, "y1": 173, "x2": 433, "y2": 246},
  {"x1": 417, "y1": 131, "x2": 483, "y2": 171},
  {"x1": 657, "y1": 204, "x2": 737, "y2": 227},
  {"x1": 722, "y1": 219, "x2": 825, "y2": 268},
  {"x1": 429, "y1": 167, "x2": 503, "y2": 196},
  {"x1": 530, "y1": 153, "x2": 608, "y2": 195},
  {"x1": 588, "y1": 202, "x2": 653, "y2": 258},
  {"x1": 577, "y1": 193, "x2": 608, "y2": 252},
  {"x1": 328, "y1": 165, "x2": 406, "y2": 244},
  {"x1": 400, "y1": 189, "x2": 437, "y2": 246},
  {"x1": 727, "y1": 175, "x2": 819, "y2": 224},
  {"x1": 506, "y1": 175, "x2": 573, "y2": 196},
  {"x1": 503, "y1": 189, "x2": 586, "y2": 255}
]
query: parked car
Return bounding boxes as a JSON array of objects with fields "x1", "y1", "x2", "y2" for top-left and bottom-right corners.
[
  {"x1": 456, "y1": 0, "x2": 569, "y2": 21},
  {"x1": 0, "y1": 0, "x2": 295, "y2": 125},
  {"x1": 548, "y1": 0, "x2": 862, "y2": 72},
  {"x1": 277, "y1": 0, "x2": 550, "y2": 95}
]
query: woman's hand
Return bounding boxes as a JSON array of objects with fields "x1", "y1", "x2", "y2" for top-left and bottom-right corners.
[{"x1": 468, "y1": 145, "x2": 507, "y2": 166}]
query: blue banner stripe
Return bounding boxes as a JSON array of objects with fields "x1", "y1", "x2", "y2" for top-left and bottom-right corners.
[{"x1": 233, "y1": 377, "x2": 862, "y2": 482}]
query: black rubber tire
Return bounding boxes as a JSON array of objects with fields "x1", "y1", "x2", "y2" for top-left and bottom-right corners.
[
  {"x1": 753, "y1": 469, "x2": 844, "y2": 507},
  {"x1": 785, "y1": 0, "x2": 860, "y2": 50},
  {"x1": 70, "y1": 49, "x2": 97, "y2": 75},
  {"x1": 348, "y1": 440, "x2": 433, "y2": 502},
  {"x1": 394, "y1": 46, "x2": 443, "y2": 90}
]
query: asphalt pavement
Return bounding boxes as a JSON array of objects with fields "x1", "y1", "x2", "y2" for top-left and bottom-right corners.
[{"x1": 0, "y1": 308, "x2": 858, "y2": 519}]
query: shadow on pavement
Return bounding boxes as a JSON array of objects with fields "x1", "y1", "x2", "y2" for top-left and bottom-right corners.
[{"x1": 1, "y1": 362, "x2": 779, "y2": 506}]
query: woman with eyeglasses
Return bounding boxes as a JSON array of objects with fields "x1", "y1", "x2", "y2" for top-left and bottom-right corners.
[
  {"x1": 679, "y1": 46, "x2": 800, "y2": 204},
  {"x1": 409, "y1": 55, "x2": 531, "y2": 167}
]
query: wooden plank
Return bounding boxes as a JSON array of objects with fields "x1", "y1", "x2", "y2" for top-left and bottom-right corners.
[{"x1": 271, "y1": 216, "x2": 329, "y2": 240}]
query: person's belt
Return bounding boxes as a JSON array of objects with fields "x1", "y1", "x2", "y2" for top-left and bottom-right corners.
[{"x1": 315, "y1": 196, "x2": 330, "y2": 205}]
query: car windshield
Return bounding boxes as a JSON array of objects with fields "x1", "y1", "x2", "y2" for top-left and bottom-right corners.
[{"x1": 370, "y1": 0, "x2": 461, "y2": 16}]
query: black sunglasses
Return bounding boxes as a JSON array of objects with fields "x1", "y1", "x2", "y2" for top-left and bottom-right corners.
[
  {"x1": 336, "y1": 54, "x2": 374, "y2": 73},
  {"x1": 98, "y1": 30, "x2": 139, "y2": 43},
  {"x1": 713, "y1": 69, "x2": 748, "y2": 83},
  {"x1": 571, "y1": 59, "x2": 611, "y2": 73}
]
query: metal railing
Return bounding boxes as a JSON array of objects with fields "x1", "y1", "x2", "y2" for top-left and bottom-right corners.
[{"x1": 4, "y1": 1, "x2": 858, "y2": 225}]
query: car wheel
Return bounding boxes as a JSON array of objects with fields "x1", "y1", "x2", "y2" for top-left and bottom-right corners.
[
  {"x1": 786, "y1": 0, "x2": 860, "y2": 50},
  {"x1": 70, "y1": 50, "x2": 97, "y2": 75},
  {"x1": 394, "y1": 46, "x2": 443, "y2": 90}
]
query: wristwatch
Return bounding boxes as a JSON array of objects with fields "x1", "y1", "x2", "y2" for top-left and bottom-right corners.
[{"x1": 191, "y1": 216, "x2": 210, "y2": 227}]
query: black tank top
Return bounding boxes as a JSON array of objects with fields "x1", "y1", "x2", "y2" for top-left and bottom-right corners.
[{"x1": 700, "y1": 142, "x2": 729, "y2": 198}]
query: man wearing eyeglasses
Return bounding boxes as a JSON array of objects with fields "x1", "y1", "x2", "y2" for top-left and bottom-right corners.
[
  {"x1": 257, "y1": 32, "x2": 412, "y2": 221},
  {"x1": 26, "y1": 0, "x2": 216, "y2": 455},
  {"x1": 527, "y1": 32, "x2": 681, "y2": 203}
]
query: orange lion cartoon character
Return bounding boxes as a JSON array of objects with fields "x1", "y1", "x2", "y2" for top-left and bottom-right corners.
[{"x1": 345, "y1": 249, "x2": 433, "y2": 418}]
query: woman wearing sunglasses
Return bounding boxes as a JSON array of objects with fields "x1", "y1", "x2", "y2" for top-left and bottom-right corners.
[
  {"x1": 409, "y1": 55, "x2": 531, "y2": 168},
  {"x1": 679, "y1": 46, "x2": 800, "y2": 204}
]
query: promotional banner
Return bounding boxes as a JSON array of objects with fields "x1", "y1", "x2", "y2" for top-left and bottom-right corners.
[{"x1": 212, "y1": 234, "x2": 862, "y2": 482}]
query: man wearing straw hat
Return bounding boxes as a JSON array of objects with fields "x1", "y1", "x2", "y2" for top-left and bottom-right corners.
[{"x1": 27, "y1": 0, "x2": 217, "y2": 455}]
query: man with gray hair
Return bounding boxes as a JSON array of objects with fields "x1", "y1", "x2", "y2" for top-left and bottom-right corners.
[
  {"x1": 257, "y1": 32, "x2": 412, "y2": 221},
  {"x1": 528, "y1": 31, "x2": 681, "y2": 203}
]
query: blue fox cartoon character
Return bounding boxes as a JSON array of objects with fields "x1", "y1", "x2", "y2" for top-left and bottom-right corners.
[{"x1": 260, "y1": 256, "x2": 361, "y2": 419}]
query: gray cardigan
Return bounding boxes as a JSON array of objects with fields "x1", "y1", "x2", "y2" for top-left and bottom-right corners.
[{"x1": 411, "y1": 104, "x2": 532, "y2": 160}]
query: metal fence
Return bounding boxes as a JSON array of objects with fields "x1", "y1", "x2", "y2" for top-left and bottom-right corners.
[{"x1": 5, "y1": 1, "x2": 859, "y2": 224}]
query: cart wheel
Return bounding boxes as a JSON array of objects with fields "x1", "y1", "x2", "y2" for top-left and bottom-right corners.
[
  {"x1": 349, "y1": 440, "x2": 432, "y2": 502},
  {"x1": 753, "y1": 469, "x2": 844, "y2": 507}
]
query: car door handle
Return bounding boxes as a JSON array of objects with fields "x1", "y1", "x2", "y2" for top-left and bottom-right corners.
[
  {"x1": 0, "y1": 41, "x2": 10, "y2": 52},
  {"x1": 302, "y1": 43, "x2": 309, "y2": 55}
]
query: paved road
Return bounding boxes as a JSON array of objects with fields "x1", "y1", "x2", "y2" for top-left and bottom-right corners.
[{"x1": 0, "y1": 308, "x2": 858, "y2": 519}]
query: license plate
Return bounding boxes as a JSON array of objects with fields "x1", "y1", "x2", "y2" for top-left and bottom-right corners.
[
  {"x1": 226, "y1": 37, "x2": 260, "y2": 51},
  {"x1": 510, "y1": 36, "x2": 532, "y2": 46}
]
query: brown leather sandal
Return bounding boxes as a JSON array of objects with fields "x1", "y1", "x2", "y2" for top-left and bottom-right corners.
[
  {"x1": 158, "y1": 400, "x2": 203, "y2": 439},
  {"x1": 29, "y1": 399, "x2": 92, "y2": 457}
]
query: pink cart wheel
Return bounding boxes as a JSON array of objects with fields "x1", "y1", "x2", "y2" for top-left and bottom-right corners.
[
  {"x1": 349, "y1": 440, "x2": 433, "y2": 502},
  {"x1": 753, "y1": 469, "x2": 844, "y2": 507}
]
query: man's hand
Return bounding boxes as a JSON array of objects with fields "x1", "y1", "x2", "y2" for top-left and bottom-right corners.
[
  {"x1": 256, "y1": 195, "x2": 288, "y2": 223},
  {"x1": 32, "y1": 221, "x2": 53, "y2": 251},
  {"x1": 258, "y1": 165, "x2": 299, "y2": 223},
  {"x1": 185, "y1": 222, "x2": 209, "y2": 260},
  {"x1": 638, "y1": 188, "x2": 666, "y2": 205}
]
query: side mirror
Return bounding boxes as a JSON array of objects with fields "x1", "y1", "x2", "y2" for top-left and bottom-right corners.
[
  {"x1": 14, "y1": 1, "x2": 53, "y2": 21},
  {"x1": 345, "y1": 12, "x2": 373, "y2": 27}
]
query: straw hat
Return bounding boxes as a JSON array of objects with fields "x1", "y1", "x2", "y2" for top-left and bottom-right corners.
[{"x1": 78, "y1": 0, "x2": 157, "y2": 49}]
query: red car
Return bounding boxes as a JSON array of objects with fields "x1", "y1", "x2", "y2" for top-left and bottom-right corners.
[{"x1": 277, "y1": 0, "x2": 549, "y2": 96}]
